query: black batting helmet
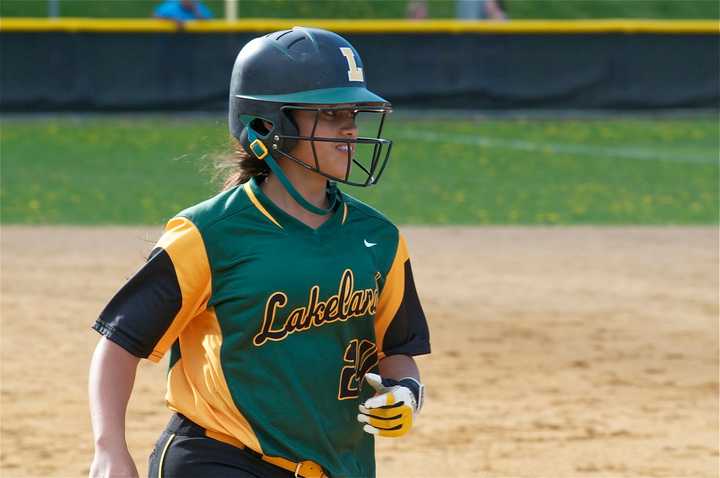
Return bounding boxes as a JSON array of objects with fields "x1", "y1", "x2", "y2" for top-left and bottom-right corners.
[{"x1": 228, "y1": 27, "x2": 393, "y2": 192}]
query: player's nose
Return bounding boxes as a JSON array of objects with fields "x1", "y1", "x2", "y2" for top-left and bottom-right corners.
[{"x1": 339, "y1": 116, "x2": 358, "y2": 138}]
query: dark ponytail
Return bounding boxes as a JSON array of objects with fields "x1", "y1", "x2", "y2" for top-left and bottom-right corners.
[{"x1": 214, "y1": 138, "x2": 270, "y2": 191}]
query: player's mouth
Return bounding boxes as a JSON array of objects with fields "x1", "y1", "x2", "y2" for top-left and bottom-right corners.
[{"x1": 336, "y1": 144, "x2": 354, "y2": 154}]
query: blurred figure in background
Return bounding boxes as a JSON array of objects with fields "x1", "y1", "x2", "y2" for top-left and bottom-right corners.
[
  {"x1": 456, "y1": 0, "x2": 508, "y2": 20},
  {"x1": 153, "y1": 0, "x2": 214, "y2": 21},
  {"x1": 407, "y1": 0, "x2": 429, "y2": 20}
]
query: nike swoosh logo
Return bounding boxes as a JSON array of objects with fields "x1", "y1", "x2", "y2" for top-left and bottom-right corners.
[{"x1": 364, "y1": 240, "x2": 377, "y2": 248}]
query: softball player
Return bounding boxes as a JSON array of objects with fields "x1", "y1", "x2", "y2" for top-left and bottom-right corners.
[{"x1": 89, "y1": 27, "x2": 430, "y2": 478}]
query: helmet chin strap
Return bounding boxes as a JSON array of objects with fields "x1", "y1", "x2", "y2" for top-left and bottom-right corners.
[{"x1": 263, "y1": 152, "x2": 338, "y2": 216}]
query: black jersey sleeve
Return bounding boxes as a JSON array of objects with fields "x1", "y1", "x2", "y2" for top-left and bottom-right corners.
[
  {"x1": 92, "y1": 217, "x2": 211, "y2": 362},
  {"x1": 374, "y1": 233, "x2": 431, "y2": 359}
]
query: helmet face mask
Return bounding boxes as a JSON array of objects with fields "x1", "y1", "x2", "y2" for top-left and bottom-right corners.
[
  {"x1": 229, "y1": 27, "x2": 394, "y2": 194},
  {"x1": 272, "y1": 104, "x2": 393, "y2": 187}
]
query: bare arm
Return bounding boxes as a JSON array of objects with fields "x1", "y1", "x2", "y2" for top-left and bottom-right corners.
[
  {"x1": 378, "y1": 354, "x2": 420, "y2": 382},
  {"x1": 88, "y1": 337, "x2": 141, "y2": 478}
]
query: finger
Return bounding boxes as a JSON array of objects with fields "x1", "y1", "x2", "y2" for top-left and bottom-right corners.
[
  {"x1": 358, "y1": 405, "x2": 404, "y2": 419},
  {"x1": 363, "y1": 373, "x2": 385, "y2": 393},
  {"x1": 359, "y1": 403, "x2": 401, "y2": 415},
  {"x1": 367, "y1": 414, "x2": 406, "y2": 430},
  {"x1": 362, "y1": 424, "x2": 379, "y2": 435},
  {"x1": 357, "y1": 413, "x2": 367, "y2": 424},
  {"x1": 364, "y1": 420, "x2": 409, "y2": 438},
  {"x1": 376, "y1": 425, "x2": 409, "y2": 438},
  {"x1": 362, "y1": 391, "x2": 396, "y2": 409}
]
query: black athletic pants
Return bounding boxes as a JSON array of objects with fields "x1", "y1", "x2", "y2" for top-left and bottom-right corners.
[{"x1": 148, "y1": 413, "x2": 295, "y2": 478}]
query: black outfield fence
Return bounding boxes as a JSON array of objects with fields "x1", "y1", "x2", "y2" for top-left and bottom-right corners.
[{"x1": 1, "y1": 19, "x2": 718, "y2": 111}]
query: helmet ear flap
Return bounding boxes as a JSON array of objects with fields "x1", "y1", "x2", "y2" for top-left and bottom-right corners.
[
  {"x1": 273, "y1": 109, "x2": 299, "y2": 153},
  {"x1": 240, "y1": 120, "x2": 272, "y2": 160}
]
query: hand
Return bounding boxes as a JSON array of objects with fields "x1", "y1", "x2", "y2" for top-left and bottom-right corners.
[
  {"x1": 357, "y1": 373, "x2": 424, "y2": 438},
  {"x1": 89, "y1": 445, "x2": 139, "y2": 478}
]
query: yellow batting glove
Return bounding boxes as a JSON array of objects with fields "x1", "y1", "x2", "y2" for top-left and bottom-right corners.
[{"x1": 357, "y1": 373, "x2": 424, "y2": 438}]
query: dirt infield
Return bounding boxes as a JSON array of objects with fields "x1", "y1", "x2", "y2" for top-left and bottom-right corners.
[{"x1": 1, "y1": 226, "x2": 718, "y2": 478}]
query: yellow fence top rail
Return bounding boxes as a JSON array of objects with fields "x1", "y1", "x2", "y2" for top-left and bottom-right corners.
[{"x1": 0, "y1": 18, "x2": 718, "y2": 34}]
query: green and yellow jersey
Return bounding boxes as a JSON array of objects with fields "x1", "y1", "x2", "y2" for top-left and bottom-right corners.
[{"x1": 93, "y1": 177, "x2": 430, "y2": 478}]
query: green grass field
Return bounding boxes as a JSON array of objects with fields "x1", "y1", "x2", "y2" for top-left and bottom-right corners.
[
  {"x1": 1, "y1": 0, "x2": 718, "y2": 20},
  {"x1": 1, "y1": 114, "x2": 717, "y2": 225}
]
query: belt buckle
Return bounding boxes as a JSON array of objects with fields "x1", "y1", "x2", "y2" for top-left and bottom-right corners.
[{"x1": 295, "y1": 459, "x2": 327, "y2": 478}]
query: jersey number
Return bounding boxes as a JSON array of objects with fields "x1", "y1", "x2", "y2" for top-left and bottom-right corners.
[
  {"x1": 338, "y1": 339, "x2": 378, "y2": 400},
  {"x1": 339, "y1": 47, "x2": 364, "y2": 82}
]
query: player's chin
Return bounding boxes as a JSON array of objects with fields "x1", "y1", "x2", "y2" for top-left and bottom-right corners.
[{"x1": 321, "y1": 151, "x2": 352, "y2": 179}]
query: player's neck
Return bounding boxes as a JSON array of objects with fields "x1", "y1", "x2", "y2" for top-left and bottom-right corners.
[{"x1": 261, "y1": 161, "x2": 332, "y2": 225}]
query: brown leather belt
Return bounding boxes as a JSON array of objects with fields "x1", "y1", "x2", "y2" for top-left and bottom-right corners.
[{"x1": 169, "y1": 413, "x2": 329, "y2": 478}]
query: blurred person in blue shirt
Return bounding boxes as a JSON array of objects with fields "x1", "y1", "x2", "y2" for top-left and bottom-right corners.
[
  {"x1": 154, "y1": 0, "x2": 214, "y2": 21},
  {"x1": 456, "y1": 0, "x2": 507, "y2": 20}
]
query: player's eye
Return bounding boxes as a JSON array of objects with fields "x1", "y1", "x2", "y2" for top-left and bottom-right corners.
[{"x1": 319, "y1": 109, "x2": 357, "y2": 126}]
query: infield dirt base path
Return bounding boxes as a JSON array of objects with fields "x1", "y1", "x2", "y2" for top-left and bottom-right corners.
[{"x1": 1, "y1": 226, "x2": 718, "y2": 478}]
